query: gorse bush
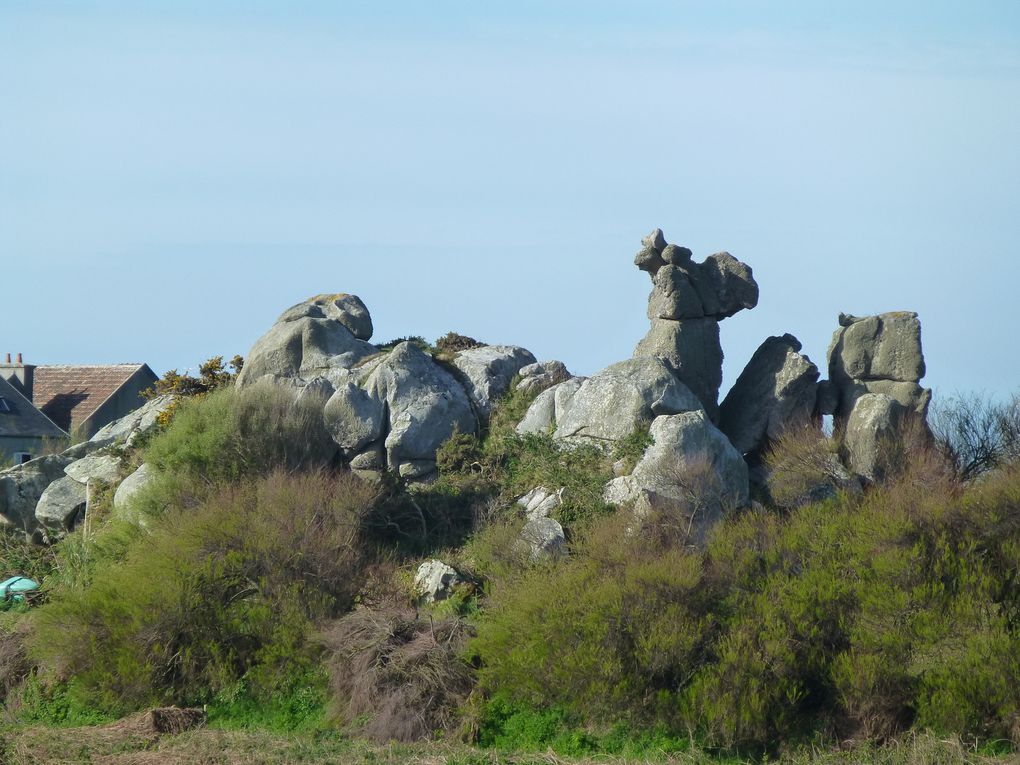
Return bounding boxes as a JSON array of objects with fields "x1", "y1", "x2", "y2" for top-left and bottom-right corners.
[
  {"x1": 471, "y1": 450, "x2": 1020, "y2": 750},
  {"x1": 144, "y1": 383, "x2": 337, "y2": 486},
  {"x1": 28, "y1": 470, "x2": 378, "y2": 713}
]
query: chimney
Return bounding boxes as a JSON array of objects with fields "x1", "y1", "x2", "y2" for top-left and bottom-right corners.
[{"x1": 0, "y1": 353, "x2": 35, "y2": 400}]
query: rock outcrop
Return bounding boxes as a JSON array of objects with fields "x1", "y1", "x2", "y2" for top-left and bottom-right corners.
[
  {"x1": 0, "y1": 455, "x2": 73, "y2": 534},
  {"x1": 360, "y1": 342, "x2": 477, "y2": 478},
  {"x1": 820, "y1": 312, "x2": 931, "y2": 483},
  {"x1": 236, "y1": 295, "x2": 378, "y2": 386},
  {"x1": 516, "y1": 486, "x2": 564, "y2": 520},
  {"x1": 842, "y1": 393, "x2": 905, "y2": 482},
  {"x1": 520, "y1": 357, "x2": 702, "y2": 448},
  {"x1": 450, "y1": 345, "x2": 537, "y2": 419},
  {"x1": 113, "y1": 463, "x2": 156, "y2": 512},
  {"x1": 718, "y1": 334, "x2": 820, "y2": 455},
  {"x1": 518, "y1": 516, "x2": 566, "y2": 560},
  {"x1": 632, "y1": 229, "x2": 759, "y2": 418},
  {"x1": 516, "y1": 377, "x2": 585, "y2": 436}
]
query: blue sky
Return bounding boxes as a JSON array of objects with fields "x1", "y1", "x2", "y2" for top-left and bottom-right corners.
[{"x1": 2, "y1": 2, "x2": 1018, "y2": 401}]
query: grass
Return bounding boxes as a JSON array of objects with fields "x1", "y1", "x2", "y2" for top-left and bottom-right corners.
[{"x1": 0, "y1": 723, "x2": 1015, "y2": 765}]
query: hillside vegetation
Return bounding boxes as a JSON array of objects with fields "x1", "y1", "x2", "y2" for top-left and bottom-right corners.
[{"x1": 2, "y1": 377, "x2": 1020, "y2": 764}]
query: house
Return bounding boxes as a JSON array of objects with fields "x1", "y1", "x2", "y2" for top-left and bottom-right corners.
[
  {"x1": 0, "y1": 373, "x2": 68, "y2": 465},
  {"x1": 0, "y1": 353, "x2": 159, "y2": 445}
]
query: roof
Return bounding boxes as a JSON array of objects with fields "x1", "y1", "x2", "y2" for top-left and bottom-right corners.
[
  {"x1": 33, "y1": 364, "x2": 154, "y2": 434},
  {"x1": 0, "y1": 375, "x2": 67, "y2": 440}
]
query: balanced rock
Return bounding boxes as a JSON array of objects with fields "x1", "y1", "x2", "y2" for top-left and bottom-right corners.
[
  {"x1": 826, "y1": 312, "x2": 929, "y2": 418},
  {"x1": 236, "y1": 295, "x2": 378, "y2": 386},
  {"x1": 516, "y1": 360, "x2": 571, "y2": 394},
  {"x1": 552, "y1": 357, "x2": 702, "y2": 447},
  {"x1": 718, "y1": 334, "x2": 820, "y2": 455},
  {"x1": 451, "y1": 345, "x2": 537, "y2": 419},
  {"x1": 278, "y1": 293, "x2": 374, "y2": 341},
  {"x1": 603, "y1": 411, "x2": 749, "y2": 545}
]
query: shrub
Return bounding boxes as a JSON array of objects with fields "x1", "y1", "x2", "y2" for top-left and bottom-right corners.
[
  {"x1": 472, "y1": 511, "x2": 713, "y2": 724},
  {"x1": 762, "y1": 423, "x2": 848, "y2": 508},
  {"x1": 142, "y1": 383, "x2": 336, "y2": 491},
  {"x1": 321, "y1": 604, "x2": 475, "y2": 742},
  {"x1": 470, "y1": 452, "x2": 1020, "y2": 750},
  {"x1": 435, "y1": 332, "x2": 483, "y2": 354},
  {"x1": 28, "y1": 470, "x2": 378, "y2": 713},
  {"x1": 930, "y1": 390, "x2": 1020, "y2": 480}
]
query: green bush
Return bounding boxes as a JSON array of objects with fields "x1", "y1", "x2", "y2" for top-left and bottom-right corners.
[
  {"x1": 27, "y1": 470, "x2": 378, "y2": 714},
  {"x1": 471, "y1": 455, "x2": 1020, "y2": 750},
  {"x1": 143, "y1": 383, "x2": 336, "y2": 488}
]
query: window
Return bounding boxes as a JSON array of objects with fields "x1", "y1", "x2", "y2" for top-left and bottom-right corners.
[
  {"x1": 15, "y1": 452, "x2": 31, "y2": 464},
  {"x1": 0, "y1": 397, "x2": 10, "y2": 413}
]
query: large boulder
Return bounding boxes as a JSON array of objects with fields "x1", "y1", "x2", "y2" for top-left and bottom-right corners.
[
  {"x1": 0, "y1": 455, "x2": 73, "y2": 533},
  {"x1": 718, "y1": 334, "x2": 820, "y2": 455},
  {"x1": 451, "y1": 345, "x2": 537, "y2": 419},
  {"x1": 603, "y1": 411, "x2": 749, "y2": 545},
  {"x1": 113, "y1": 463, "x2": 156, "y2": 512},
  {"x1": 516, "y1": 377, "x2": 585, "y2": 436},
  {"x1": 35, "y1": 476, "x2": 87, "y2": 535},
  {"x1": 634, "y1": 318, "x2": 723, "y2": 419},
  {"x1": 360, "y1": 342, "x2": 476, "y2": 473},
  {"x1": 65, "y1": 449, "x2": 123, "y2": 486},
  {"x1": 323, "y1": 381, "x2": 386, "y2": 454},
  {"x1": 552, "y1": 358, "x2": 702, "y2": 447},
  {"x1": 843, "y1": 393, "x2": 905, "y2": 482},
  {"x1": 236, "y1": 295, "x2": 378, "y2": 386}
]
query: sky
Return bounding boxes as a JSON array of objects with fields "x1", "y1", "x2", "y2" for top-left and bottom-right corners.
[{"x1": 2, "y1": 1, "x2": 1018, "y2": 403}]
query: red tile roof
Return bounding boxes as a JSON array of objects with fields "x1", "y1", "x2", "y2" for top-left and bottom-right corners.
[{"x1": 33, "y1": 365, "x2": 148, "y2": 434}]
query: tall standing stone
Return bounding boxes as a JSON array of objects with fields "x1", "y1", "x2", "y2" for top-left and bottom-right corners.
[{"x1": 632, "y1": 229, "x2": 758, "y2": 420}]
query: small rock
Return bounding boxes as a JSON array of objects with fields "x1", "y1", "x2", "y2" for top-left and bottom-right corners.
[
  {"x1": 414, "y1": 560, "x2": 461, "y2": 603},
  {"x1": 519, "y1": 516, "x2": 566, "y2": 560},
  {"x1": 516, "y1": 360, "x2": 571, "y2": 394},
  {"x1": 516, "y1": 487, "x2": 564, "y2": 520}
]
